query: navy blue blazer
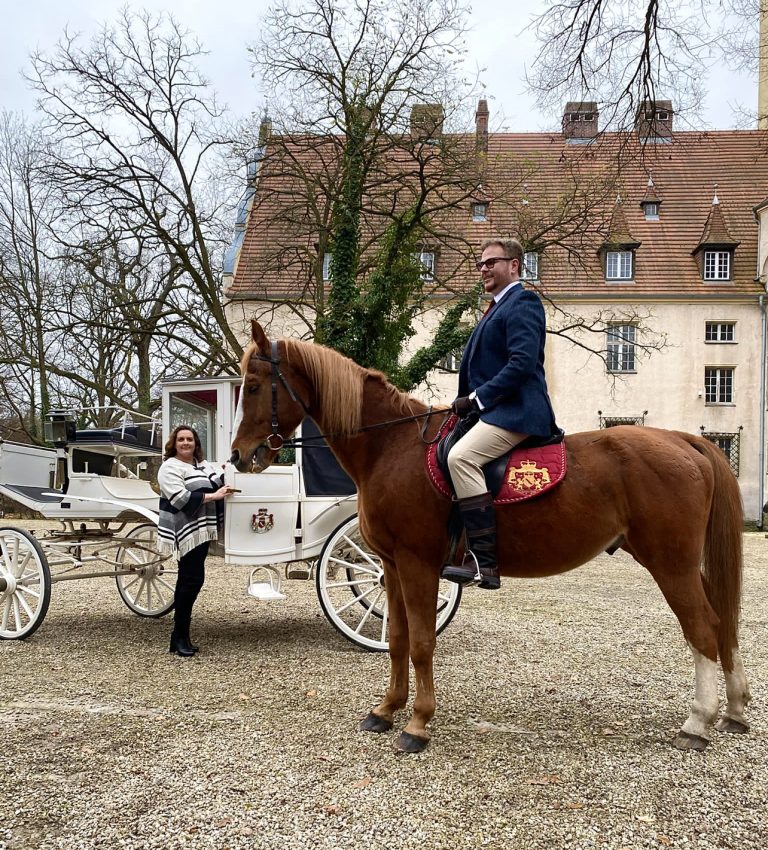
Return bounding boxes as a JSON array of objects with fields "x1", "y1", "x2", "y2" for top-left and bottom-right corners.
[{"x1": 458, "y1": 284, "x2": 558, "y2": 437}]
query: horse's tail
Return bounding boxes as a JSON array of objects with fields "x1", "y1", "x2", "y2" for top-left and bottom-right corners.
[{"x1": 687, "y1": 435, "x2": 744, "y2": 670}]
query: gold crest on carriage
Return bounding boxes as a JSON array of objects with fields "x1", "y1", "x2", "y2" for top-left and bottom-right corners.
[
  {"x1": 507, "y1": 459, "x2": 551, "y2": 492},
  {"x1": 251, "y1": 508, "x2": 275, "y2": 533}
]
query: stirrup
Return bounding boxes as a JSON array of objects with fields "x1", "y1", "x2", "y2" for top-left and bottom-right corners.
[{"x1": 441, "y1": 550, "x2": 481, "y2": 585}]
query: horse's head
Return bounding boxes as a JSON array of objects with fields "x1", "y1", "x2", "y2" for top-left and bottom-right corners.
[{"x1": 229, "y1": 320, "x2": 309, "y2": 473}]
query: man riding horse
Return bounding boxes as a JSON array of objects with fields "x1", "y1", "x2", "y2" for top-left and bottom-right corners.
[{"x1": 443, "y1": 237, "x2": 561, "y2": 590}]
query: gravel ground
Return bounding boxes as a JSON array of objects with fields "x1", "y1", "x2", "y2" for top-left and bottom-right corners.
[{"x1": 1, "y1": 519, "x2": 766, "y2": 850}]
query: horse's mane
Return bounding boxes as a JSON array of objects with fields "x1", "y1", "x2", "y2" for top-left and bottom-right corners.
[{"x1": 281, "y1": 339, "x2": 421, "y2": 438}]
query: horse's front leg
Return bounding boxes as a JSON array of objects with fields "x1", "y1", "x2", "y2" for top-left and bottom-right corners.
[
  {"x1": 396, "y1": 555, "x2": 439, "y2": 754},
  {"x1": 360, "y1": 559, "x2": 409, "y2": 734}
]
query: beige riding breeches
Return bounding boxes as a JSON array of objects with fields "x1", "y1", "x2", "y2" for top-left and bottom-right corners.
[{"x1": 447, "y1": 420, "x2": 528, "y2": 499}]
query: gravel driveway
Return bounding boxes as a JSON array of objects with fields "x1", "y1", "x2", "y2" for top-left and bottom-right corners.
[{"x1": 1, "y1": 520, "x2": 766, "y2": 850}]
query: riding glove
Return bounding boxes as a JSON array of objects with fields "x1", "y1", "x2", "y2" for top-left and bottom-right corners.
[{"x1": 451, "y1": 396, "x2": 479, "y2": 418}]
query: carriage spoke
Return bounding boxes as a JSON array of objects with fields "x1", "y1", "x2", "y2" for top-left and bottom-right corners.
[
  {"x1": 17, "y1": 583, "x2": 40, "y2": 601},
  {"x1": 380, "y1": 596, "x2": 389, "y2": 643},
  {"x1": 12, "y1": 595, "x2": 22, "y2": 631},
  {"x1": 324, "y1": 577, "x2": 379, "y2": 590},
  {"x1": 1, "y1": 597, "x2": 10, "y2": 631},
  {"x1": 353, "y1": 587, "x2": 385, "y2": 634},
  {"x1": 155, "y1": 575, "x2": 176, "y2": 595},
  {"x1": 15, "y1": 590, "x2": 34, "y2": 621},
  {"x1": 334, "y1": 583, "x2": 381, "y2": 615},
  {"x1": 337, "y1": 535, "x2": 381, "y2": 569},
  {"x1": 327, "y1": 555, "x2": 380, "y2": 577}
]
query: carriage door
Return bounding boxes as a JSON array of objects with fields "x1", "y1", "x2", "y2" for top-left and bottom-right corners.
[{"x1": 162, "y1": 379, "x2": 238, "y2": 465}]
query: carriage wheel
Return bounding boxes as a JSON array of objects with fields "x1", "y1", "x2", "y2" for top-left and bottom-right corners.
[
  {"x1": 0, "y1": 527, "x2": 52, "y2": 640},
  {"x1": 316, "y1": 515, "x2": 462, "y2": 652},
  {"x1": 114, "y1": 524, "x2": 176, "y2": 618}
]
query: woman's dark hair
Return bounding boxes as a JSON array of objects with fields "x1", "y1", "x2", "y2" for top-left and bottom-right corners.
[{"x1": 164, "y1": 425, "x2": 204, "y2": 462}]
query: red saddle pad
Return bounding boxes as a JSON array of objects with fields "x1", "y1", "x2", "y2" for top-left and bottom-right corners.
[{"x1": 426, "y1": 416, "x2": 567, "y2": 505}]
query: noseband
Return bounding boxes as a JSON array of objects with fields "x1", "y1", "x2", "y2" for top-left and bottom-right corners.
[{"x1": 254, "y1": 340, "x2": 310, "y2": 451}]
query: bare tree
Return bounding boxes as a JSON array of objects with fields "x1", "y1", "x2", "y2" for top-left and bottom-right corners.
[
  {"x1": 27, "y1": 8, "x2": 243, "y2": 364},
  {"x1": 527, "y1": 0, "x2": 716, "y2": 130}
]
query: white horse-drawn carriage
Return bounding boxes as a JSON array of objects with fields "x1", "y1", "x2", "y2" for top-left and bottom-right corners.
[{"x1": 0, "y1": 377, "x2": 461, "y2": 650}]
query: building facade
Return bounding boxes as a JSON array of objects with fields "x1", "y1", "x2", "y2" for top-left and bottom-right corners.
[{"x1": 223, "y1": 101, "x2": 768, "y2": 522}]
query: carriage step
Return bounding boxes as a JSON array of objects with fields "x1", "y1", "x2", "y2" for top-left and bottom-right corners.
[
  {"x1": 246, "y1": 567, "x2": 286, "y2": 601},
  {"x1": 247, "y1": 581, "x2": 287, "y2": 601}
]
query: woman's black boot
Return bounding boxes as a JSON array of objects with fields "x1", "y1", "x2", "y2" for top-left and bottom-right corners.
[{"x1": 169, "y1": 626, "x2": 197, "y2": 657}]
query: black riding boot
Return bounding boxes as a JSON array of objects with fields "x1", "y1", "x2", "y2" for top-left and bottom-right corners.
[{"x1": 441, "y1": 492, "x2": 500, "y2": 590}]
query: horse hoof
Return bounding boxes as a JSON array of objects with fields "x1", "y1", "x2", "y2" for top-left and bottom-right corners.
[
  {"x1": 396, "y1": 731, "x2": 429, "y2": 753},
  {"x1": 672, "y1": 732, "x2": 710, "y2": 751},
  {"x1": 715, "y1": 717, "x2": 750, "y2": 734},
  {"x1": 359, "y1": 712, "x2": 393, "y2": 734}
]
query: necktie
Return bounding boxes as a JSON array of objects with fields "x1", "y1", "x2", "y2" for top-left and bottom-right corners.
[{"x1": 482, "y1": 299, "x2": 496, "y2": 318}]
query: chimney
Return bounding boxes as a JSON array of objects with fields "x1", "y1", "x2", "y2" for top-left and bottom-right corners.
[
  {"x1": 635, "y1": 100, "x2": 673, "y2": 139},
  {"x1": 475, "y1": 98, "x2": 489, "y2": 152},
  {"x1": 562, "y1": 102, "x2": 599, "y2": 141},
  {"x1": 410, "y1": 104, "x2": 445, "y2": 142},
  {"x1": 258, "y1": 114, "x2": 272, "y2": 147}
]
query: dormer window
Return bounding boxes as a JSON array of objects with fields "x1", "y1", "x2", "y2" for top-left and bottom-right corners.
[
  {"x1": 522, "y1": 251, "x2": 539, "y2": 281},
  {"x1": 642, "y1": 201, "x2": 660, "y2": 221},
  {"x1": 472, "y1": 203, "x2": 487, "y2": 222},
  {"x1": 414, "y1": 250, "x2": 435, "y2": 281},
  {"x1": 704, "y1": 251, "x2": 731, "y2": 280},
  {"x1": 605, "y1": 250, "x2": 634, "y2": 281}
]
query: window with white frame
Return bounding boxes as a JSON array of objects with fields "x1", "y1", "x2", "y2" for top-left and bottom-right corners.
[
  {"x1": 606, "y1": 324, "x2": 636, "y2": 372},
  {"x1": 705, "y1": 322, "x2": 735, "y2": 343},
  {"x1": 522, "y1": 252, "x2": 539, "y2": 280},
  {"x1": 705, "y1": 367, "x2": 734, "y2": 403},
  {"x1": 643, "y1": 202, "x2": 659, "y2": 220},
  {"x1": 471, "y1": 203, "x2": 487, "y2": 222},
  {"x1": 605, "y1": 250, "x2": 633, "y2": 280},
  {"x1": 439, "y1": 347, "x2": 464, "y2": 372},
  {"x1": 322, "y1": 253, "x2": 331, "y2": 281},
  {"x1": 703, "y1": 251, "x2": 731, "y2": 280},
  {"x1": 415, "y1": 251, "x2": 435, "y2": 281}
]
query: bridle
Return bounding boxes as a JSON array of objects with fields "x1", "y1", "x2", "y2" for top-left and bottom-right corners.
[
  {"x1": 246, "y1": 340, "x2": 451, "y2": 455},
  {"x1": 254, "y1": 340, "x2": 311, "y2": 451}
]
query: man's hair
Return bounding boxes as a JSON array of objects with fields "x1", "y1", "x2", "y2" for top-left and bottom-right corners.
[{"x1": 480, "y1": 237, "x2": 524, "y2": 266}]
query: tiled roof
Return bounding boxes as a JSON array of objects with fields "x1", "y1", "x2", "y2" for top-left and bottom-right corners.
[{"x1": 228, "y1": 129, "x2": 768, "y2": 300}]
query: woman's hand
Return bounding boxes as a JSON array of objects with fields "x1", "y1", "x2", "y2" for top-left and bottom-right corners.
[{"x1": 204, "y1": 485, "x2": 238, "y2": 503}]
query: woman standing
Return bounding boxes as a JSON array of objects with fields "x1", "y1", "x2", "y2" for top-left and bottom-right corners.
[{"x1": 157, "y1": 425, "x2": 235, "y2": 656}]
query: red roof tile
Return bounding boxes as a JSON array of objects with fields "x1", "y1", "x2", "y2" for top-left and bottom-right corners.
[{"x1": 228, "y1": 130, "x2": 768, "y2": 300}]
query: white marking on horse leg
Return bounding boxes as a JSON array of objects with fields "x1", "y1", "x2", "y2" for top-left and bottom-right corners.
[
  {"x1": 680, "y1": 644, "x2": 720, "y2": 740},
  {"x1": 716, "y1": 649, "x2": 751, "y2": 731}
]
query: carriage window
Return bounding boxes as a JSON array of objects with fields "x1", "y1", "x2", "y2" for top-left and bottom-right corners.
[
  {"x1": 168, "y1": 392, "x2": 217, "y2": 460},
  {"x1": 606, "y1": 324, "x2": 636, "y2": 372},
  {"x1": 705, "y1": 322, "x2": 735, "y2": 343},
  {"x1": 704, "y1": 367, "x2": 734, "y2": 404},
  {"x1": 701, "y1": 430, "x2": 741, "y2": 477}
]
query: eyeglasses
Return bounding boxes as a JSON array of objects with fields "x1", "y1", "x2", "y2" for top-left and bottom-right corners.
[{"x1": 475, "y1": 256, "x2": 513, "y2": 271}]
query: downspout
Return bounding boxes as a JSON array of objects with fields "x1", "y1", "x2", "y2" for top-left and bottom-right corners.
[{"x1": 759, "y1": 293, "x2": 767, "y2": 528}]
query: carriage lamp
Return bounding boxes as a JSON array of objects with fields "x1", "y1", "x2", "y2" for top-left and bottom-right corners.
[{"x1": 44, "y1": 410, "x2": 76, "y2": 447}]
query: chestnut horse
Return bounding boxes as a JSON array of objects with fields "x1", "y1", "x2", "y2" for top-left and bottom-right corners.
[{"x1": 231, "y1": 321, "x2": 750, "y2": 753}]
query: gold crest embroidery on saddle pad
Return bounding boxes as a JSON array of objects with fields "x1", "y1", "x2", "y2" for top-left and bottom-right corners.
[{"x1": 425, "y1": 417, "x2": 567, "y2": 505}]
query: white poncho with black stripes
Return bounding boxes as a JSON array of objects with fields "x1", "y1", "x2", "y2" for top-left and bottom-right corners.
[{"x1": 157, "y1": 457, "x2": 224, "y2": 557}]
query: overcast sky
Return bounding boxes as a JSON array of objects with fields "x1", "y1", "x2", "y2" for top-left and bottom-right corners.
[{"x1": 1, "y1": 0, "x2": 759, "y2": 131}]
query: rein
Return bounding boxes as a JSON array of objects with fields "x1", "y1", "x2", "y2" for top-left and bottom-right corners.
[{"x1": 253, "y1": 345, "x2": 450, "y2": 449}]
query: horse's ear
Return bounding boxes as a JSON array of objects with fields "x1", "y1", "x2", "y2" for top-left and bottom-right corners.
[{"x1": 251, "y1": 320, "x2": 270, "y2": 355}]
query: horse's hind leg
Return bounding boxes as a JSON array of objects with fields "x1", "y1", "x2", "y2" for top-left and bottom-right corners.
[
  {"x1": 360, "y1": 559, "x2": 409, "y2": 735},
  {"x1": 642, "y1": 558, "x2": 721, "y2": 750},
  {"x1": 715, "y1": 648, "x2": 751, "y2": 734}
]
